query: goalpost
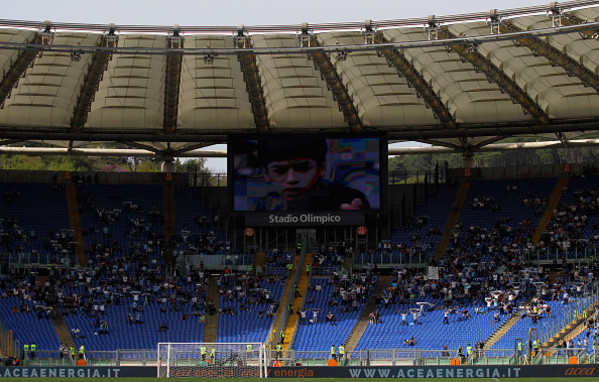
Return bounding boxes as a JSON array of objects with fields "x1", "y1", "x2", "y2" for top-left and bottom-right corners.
[{"x1": 157, "y1": 342, "x2": 268, "y2": 378}]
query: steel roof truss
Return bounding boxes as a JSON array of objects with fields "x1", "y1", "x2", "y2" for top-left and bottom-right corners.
[
  {"x1": 308, "y1": 36, "x2": 362, "y2": 132},
  {"x1": 236, "y1": 33, "x2": 269, "y2": 133},
  {"x1": 501, "y1": 20, "x2": 599, "y2": 93},
  {"x1": 439, "y1": 27, "x2": 550, "y2": 125},
  {"x1": 376, "y1": 33, "x2": 456, "y2": 129},
  {"x1": 0, "y1": 33, "x2": 42, "y2": 109},
  {"x1": 71, "y1": 34, "x2": 118, "y2": 131}
]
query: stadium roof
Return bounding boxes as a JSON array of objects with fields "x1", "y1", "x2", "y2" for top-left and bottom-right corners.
[{"x1": 1, "y1": 0, "x2": 599, "y2": 159}]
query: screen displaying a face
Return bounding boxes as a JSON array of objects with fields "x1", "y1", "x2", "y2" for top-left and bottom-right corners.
[{"x1": 230, "y1": 136, "x2": 383, "y2": 212}]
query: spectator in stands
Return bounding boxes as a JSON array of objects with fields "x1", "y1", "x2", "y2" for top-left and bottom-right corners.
[
  {"x1": 462, "y1": 309, "x2": 471, "y2": 320},
  {"x1": 442, "y1": 345, "x2": 450, "y2": 357},
  {"x1": 326, "y1": 311, "x2": 337, "y2": 326},
  {"x1": 99, "y1": 320, "x2": 109, "y2": 335},
  {"x1": 410, "y1": 308, "x2": 420, "y2": 325},
  {"x1": 299, "y1": 309, "x2": 307, "y2": 324},
  {"x1": 249, "y1": 137, "x2": 369, "y2": 211},
  {"x1": 375, "y1": 309, "x2": 382, "y2": 324}
]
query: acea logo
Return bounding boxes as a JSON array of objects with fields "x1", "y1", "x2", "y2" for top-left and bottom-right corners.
[{"x1": 564, "y1": 367, "x2": 596, "y2": 376}]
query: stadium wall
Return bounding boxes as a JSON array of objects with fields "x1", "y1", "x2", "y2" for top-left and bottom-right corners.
[{"x1": 0, "y1": 365, "x2": 596, "y2": 378}]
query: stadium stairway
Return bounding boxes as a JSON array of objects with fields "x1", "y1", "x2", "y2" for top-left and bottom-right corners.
[
  {"x1": 483, "y1": 311, "x2": 521, "y2": 350},
  {"x1": 531, "y1": 177, "x2": 569, "y2": 244},
  {"x1": 0, "y1": 326, "x2": 19, "y2": 359},
  {"x1": 281, "y1": 254, "x2": 313, "y2": 355},
  {"x1": 267, "y1": 254, "x2": 301, "y2": 348},
  {"x1": 254, "y1": 252, "x2": 266, "y2": 273},
  {"x1": 344, "y1": 275, "x2": 390, "y2": 353},
  {"x1": 37, "y1": 276, "x2": 75, "y2": 351},
  {"x1": 543, "y1": 303, "x2": 596, "y2": 349},
  {"x1": 342, "y1": 255, "x2": 352, "y2": 273},
  {"x1": 432, "y1": 181, "x2": 470, "y2": 264},
  {"x1": 163, "y1": 185, "x2": 175, "y2": 269},
  {"x1": 203, "y1": 277, "x2": 220, "y2": 343},
  {"x1": 65, "y1": 184, "x2": 87, "y2": 266}
]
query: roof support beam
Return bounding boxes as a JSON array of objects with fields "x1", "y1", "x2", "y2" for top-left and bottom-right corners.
[
  {"x1": 0, "y1": 117, "x2": 598, "y2": 141},
  {"x1": 164, "y1": 28, "x2": 183, "y2": 133},
  {"x1": 438, "y1": 27, "x2": 550, "y2": 125},
  {"x1": 1, "y1": 138, "x2": 598, "y2": 158},
  {"x1": 500, "y1": 20, "x2": 599, "y2": 92},
  {"x1": 235, "y1": 30, "x2": 269, "y2": 133},
  {"x1": 410, "y1": 138, "x2": 459, "y2": 149},
  {"x1": 172, "y1": 143, "x2": 214, "y2": 155},
  {"x1": 0, "y1": 139, "x2": 23, "y2": 146},
  {"x1": 389, "y1": 138, "x2": 599, "y2": 155},
  {"x1": 121, "y1": 141, "x2": 160, "y2": 153},
  {"x1": 0, "y1": 146, "x2": 228, "y2": 157},
  {"x1": 555, "y1": 131, "x2": 568, "y2": 146},
  {"x1": 71, "y1": 31, "x2": 118, "y2": 131},
  {"x1": 0, "y1": 33, "x2": 42, "y2": 108},
  {"x1": 473, "y1": 135, "x2": 509, "y2": 148},
  {"x1": 374, "y1": 34, "x2": 457, "y2": 129},
  {"x1": 307, "y1": 37, "x2": 362, "y2": 132}
]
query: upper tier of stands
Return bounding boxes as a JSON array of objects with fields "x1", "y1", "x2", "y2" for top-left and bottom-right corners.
[
  {"x1": 0, "y1": 183, "x2": 73, "y2": 266},
  {"x1": 387, "y1": 184, "x2": 459, "y2": 263}
]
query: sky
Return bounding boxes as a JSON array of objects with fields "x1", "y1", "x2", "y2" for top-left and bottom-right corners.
[
  {"x1": 6, "y1": 0, "x2": 549, "y2": 26},
  {"x1": 5, "y1": 0, "x2": 552, "y2": 172}
]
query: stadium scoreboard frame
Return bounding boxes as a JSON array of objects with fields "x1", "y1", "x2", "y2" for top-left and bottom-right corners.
[{"x1": 227, "y1": 133, "x2": 388, "y2": 227}]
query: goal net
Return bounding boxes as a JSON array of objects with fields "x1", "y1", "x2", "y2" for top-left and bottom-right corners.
[{"x1": 157, "y1": 342, "x2": 267, "y2": 378}]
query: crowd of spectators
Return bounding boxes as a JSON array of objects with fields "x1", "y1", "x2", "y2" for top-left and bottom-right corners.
[
  {"x1": 299, "y1": 268, "x2": 378, "y2": 327},
  {"x1": 538, "y1": 186, "x2": 599, "y2": 253},
  {"x1": 2, "y1": 177, "x2": 599, "y2": 358},
  {"x1": 216, "y1": 270, "x2": 281, "y2": 318}
]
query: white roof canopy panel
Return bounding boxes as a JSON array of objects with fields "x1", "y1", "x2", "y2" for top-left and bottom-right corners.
[
  {"x1": 86, "y1": 34, "x2": 166, "y2": 130},
  {"x1": 450, "y1": 18, "x2": 599, "y2": 120},
  {"x1": 0, "y1": 29, "x2": 35, "y2": 91},
  {"x1": 318, "y1": 31, "x2": 438, "y2": 127},
  {"x1": 251, "y1": 34, "x2": 346, "y2": 129},
  {"x1": 1, "y1": 32, "x2": 100, "y2": 127},
  {"x1": 178, "y1": 35, "x2": 254, "y2": 130},
  {"x1": 386, "y1": 27, "x2": 530, "y2": 124}
]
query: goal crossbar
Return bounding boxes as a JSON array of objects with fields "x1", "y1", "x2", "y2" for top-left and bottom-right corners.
[{"x1": 157, "y1": 342, "x2": 267, "y2": 378}]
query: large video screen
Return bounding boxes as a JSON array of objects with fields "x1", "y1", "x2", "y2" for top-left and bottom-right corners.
[{"x1": 229, "y1": 134, "x2": 386, "y2": 212}]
